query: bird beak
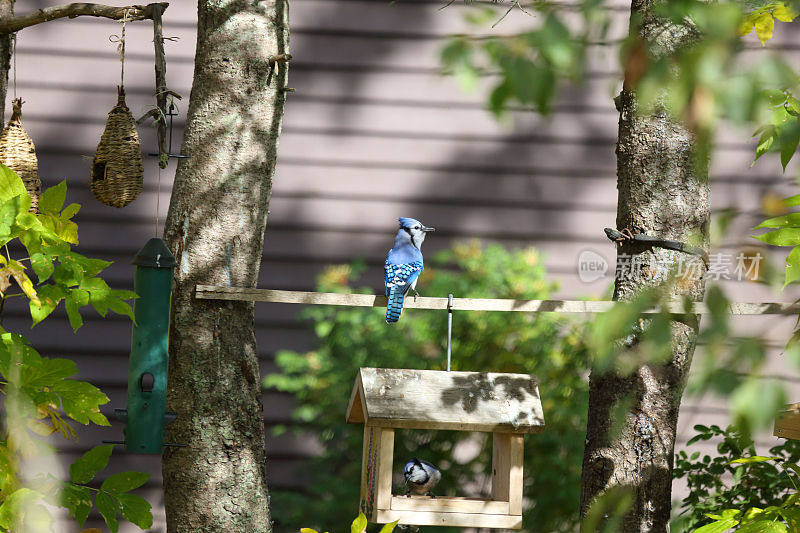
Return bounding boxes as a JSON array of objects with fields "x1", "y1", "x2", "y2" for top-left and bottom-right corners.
[{"x1": 422, "y1": 226, "x2": 435, "y2": 232}]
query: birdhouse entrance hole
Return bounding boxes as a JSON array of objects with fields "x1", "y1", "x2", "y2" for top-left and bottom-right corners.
[{"x1": 346, "y1": 368, "x2": 544, "y2": 529}]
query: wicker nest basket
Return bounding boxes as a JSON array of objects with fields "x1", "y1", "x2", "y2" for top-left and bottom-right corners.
[
  {"x1": 91, "y1": 86, "x2": 143, "y2": 208},
  {"x1": 0, "y1": 98, "x2": 41, "y2": 212}
]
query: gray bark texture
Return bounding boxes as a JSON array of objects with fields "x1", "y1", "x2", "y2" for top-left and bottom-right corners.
[
  {"x1": 579, "y1": 0, "x2": 709, "y2": 530},
  {"x1": 0, "y1": 0, "x2": 14, "y2": 123},
  {"x1": 161, "y1": 1, "x2": 289, "y2": 531}
]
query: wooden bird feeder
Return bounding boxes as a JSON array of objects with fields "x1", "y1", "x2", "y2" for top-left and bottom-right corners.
[
  {"x1": 346, "y1": 368, "x2": 545, "y2": 529},
  {"x1": 774, "y1": 403, "x2": 800, "y2": 440}
]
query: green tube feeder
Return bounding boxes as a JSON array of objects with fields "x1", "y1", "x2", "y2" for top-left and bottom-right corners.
[{"x1": 114, "y1": 237, "x2": 178, "y2": 453}]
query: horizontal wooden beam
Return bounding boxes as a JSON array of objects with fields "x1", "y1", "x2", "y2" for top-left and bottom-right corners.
[
  {"x1": 390, "y1": 496, "x2": 510, "y2": 515},
  {"x1": 195, "y1": 285, "x2": 800, "y2": 315},
  {"x1": 373, "y1": 509, "x2": 522, "y2": 529},
  {"x1": 0, "y1": 2, "x2": 170, "y2": 34}
]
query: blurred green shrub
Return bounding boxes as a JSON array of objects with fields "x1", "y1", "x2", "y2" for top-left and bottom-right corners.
[
  {"x1": 672, "y1": 424, "x2": 800, "y2": 531},
  {"x1": 264, "y1": 241, "x2": 589, "y2": 532}
]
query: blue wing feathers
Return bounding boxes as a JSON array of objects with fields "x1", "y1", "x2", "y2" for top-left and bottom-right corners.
[{"x1": 384, "y1": 260, "x2": 423, "y2": 323}]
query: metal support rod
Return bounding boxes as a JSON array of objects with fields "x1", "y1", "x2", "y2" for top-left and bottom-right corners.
[{"x1": 446, "y1": 293, "x2": 453, "y2": 372}]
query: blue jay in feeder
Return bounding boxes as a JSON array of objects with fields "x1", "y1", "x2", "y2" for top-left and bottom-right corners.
[
  {"x1": 384, "y1": 217, "x2": 434, "y2": 323},
  {"x1": 404, "y1": 458, "x2": 441, "y2": 497}
]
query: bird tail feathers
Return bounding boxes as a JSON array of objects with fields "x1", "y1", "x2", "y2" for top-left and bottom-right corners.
[{"x1": 385, "y1": 287, "x2": 405, "y2": 323}]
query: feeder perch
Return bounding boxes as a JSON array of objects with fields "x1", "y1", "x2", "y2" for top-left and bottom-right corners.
[
  {"x1": 90, "y1": 86, "x2": 143, "y2": 207},
  {"x1": 0, "y1": 98, "x2": 41, "y2": 212},
  {"x1": 346, "y1": 368, "x2": 545, "y2": 529},
  {"x1": 774, "y1": 403, "x2": 800, "y2": 440},
  {"x1": 114, "y1": 238, "x2": 177, "y2": 453}
]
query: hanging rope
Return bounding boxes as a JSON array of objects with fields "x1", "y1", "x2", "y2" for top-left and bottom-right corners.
[
  {"x1": 155, "y1": 163, "x2": 161, "y2": 236},
  {"x1": 109, "y1": 9, "x2": 131, "y2": 87}
]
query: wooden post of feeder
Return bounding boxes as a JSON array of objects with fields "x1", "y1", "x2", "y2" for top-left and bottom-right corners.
[{"x1": 774, "y1": 403, "x2": 800, "y2": 440}]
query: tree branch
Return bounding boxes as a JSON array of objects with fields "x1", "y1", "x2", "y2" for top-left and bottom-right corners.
[{"x1": 0, "y1": 2, "x2": 169, "y2": 34}]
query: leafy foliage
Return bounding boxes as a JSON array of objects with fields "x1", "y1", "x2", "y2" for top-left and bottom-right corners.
[
  {"x1": 301, "y1": 513, "x2": 398, "y2": 533},
  {"x1": 440, "y1": 4, "x2": 607, "y2": 117},
  {"x1": 265, "y1": 242, "x2": 590, "y2": 532},
  {"x1": 0, "y1": 166, "x2": 149, "y2": 532},
  {"x1": 673, "y1": 424, "x2": 800, "y2": 532}
]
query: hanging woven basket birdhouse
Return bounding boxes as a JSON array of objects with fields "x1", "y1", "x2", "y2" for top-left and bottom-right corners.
[
  {"x1": 0, "y1": 98, "x2": 41, "y2": 212},
  {"x1": 91, "y1": 86, "x2": 143, "y2": 208}
]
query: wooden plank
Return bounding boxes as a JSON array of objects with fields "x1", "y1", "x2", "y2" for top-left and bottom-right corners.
[
  {"x1": 390, "y1": 496, "x2": 509, "y2": 515},
  {"x1": 346, "y1": 371, "x2": 365, "y2": 424},
  {"x1": 376, "y1": 428, "x2": 395, "y2": 511},
  {"x1": 195, "y1": 286, "x2": 800, "y2": 315},
  {"x1": 508, "y1": 435, "x2": 524, "y2": 515},
  {"x1": 346, "y1": 368, "x2": 545, "y2": 433},
  {"x1": 492, "y1": 433, "x2": 511, "y2": 504},
  {"x1": 360, "y1": 426, "x2": 372, "y2": 520},
  {"x1": 373, "y1": 509, "x2": 522, "y2": 529},
  {"x1": 774, "y1": 403, "x2": 800, "y2": 440}
]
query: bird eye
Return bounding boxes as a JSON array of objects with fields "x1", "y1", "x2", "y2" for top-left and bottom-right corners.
[{"x1": 414, "y1": 225, "x2": 420, "y2": 229}]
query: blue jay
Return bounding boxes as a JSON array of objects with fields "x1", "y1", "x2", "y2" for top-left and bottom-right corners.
[
  {"x1": 384, "y1": 217, "x2": 434, "y2": 324},
  {"x1": 404, "y1": 458, "x2": 441, "y2": 497}
]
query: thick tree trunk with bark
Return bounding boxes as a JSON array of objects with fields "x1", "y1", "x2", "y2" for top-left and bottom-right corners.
[
  {"x1": 161, "y1": 1, "x2": 289, "y2": 531},
  {"x1": 0, "y1": 0, "x2": 13, "y2": 122},
  {"x1": 579, "y1": 0, "x2": 709, "y2": 530}
]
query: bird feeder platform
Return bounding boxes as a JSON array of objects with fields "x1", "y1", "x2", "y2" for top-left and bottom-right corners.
[
  {"x1": 346, "y1": 368, "x2": 545, "y2": 529},
  {"x1": 774, "y1": 403, "x2": 800, "y2": 440}
]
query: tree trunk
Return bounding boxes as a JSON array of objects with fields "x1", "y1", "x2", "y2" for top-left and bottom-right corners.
[
  {"x1": 161, "y1": 1, "x2": 289, "y2": 531},
  {"x1": 0, "y1": 0, "x2": 14, "y2": 122},
  {"x1": 579, "y1": 1, "x2": 709, "y2": 530}
]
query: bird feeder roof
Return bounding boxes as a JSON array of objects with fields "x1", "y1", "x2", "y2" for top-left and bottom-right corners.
[{"x1": 345, "y1": 368, "x2": 545, "y2": 433}]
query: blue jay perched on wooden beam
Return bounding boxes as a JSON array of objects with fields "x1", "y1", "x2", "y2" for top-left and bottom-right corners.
[{"x1": 384, "y1": 217, "x2": 434, "y2": 323}]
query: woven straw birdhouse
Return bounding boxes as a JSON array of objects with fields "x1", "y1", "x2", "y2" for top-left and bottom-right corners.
[
  {"x1": 91, "y1": 86, "x2": 143, "y2": 207},
  {"x1": 0, "y1": 98, "x2": 41, "y2": 212}
]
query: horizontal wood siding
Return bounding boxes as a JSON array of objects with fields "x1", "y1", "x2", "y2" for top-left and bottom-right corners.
[{"x1": 5, "y1": 1, "x2": 800, "y2": 530}]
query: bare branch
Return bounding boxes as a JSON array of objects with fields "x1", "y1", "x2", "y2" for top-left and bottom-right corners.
[{"x1": 0, "y1": 2, "x2": 170, "y2": 34}]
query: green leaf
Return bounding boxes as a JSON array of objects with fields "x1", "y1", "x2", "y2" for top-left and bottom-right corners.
[
  {"x1": 753, "y1": 227, "x2": 800, "y2": 246},
  {"x1": 38, "y1": 181, "x2": 67, "y2": 214},
  {"x1": 24, "y1": 356, "x2": 77, "y2": 388},
  {"x1": 29, "y1": 284, "x2": 66, "y2": 326},
  {"x1": 783, "y1": 193, "x2": 800, "y2": 207},
  {"x1": 754, "y1": 213, "x2": 800, "y2": 229},
  {"x1": 0, "y1": 164, "x2": 28, "y2": 204},
  {"x1": 781, "y1": 125, "x2": 800, "y2": 170},
  {"x1": 64, "y1": 289, "x2": 87, "y2": 331},
  {"x1": 61, "y1": 202, "x2": 80, "y2": 219},
  {"x1": 785, "y1": 246, "x2": 800, "y2": 286},
  {"x1": 737, "y1": 519, "x2": 788, "y2": 532},
  {"x1": 101, "y1": 471, "x2": 150, "y2": 494},
  {"x1": 729, "y1": 456, "x2": 777, "y2": 464},
  {"x1": 59, "y1": 483, "x2": 93, "y2": 526},
  {"x1": 96, "y1": 491, "x2": 119, "y2": 533},
  {"x1": 0, "y1": 488, "x2": 43, "y2": 530},
  {"x1": 755, "y1": 125, "x2": 776, "y2": 161},
  {"x1": 754, "y1": 12, "x2": 775, "y2": 45},
  {"x1": 115, "y1": 493, "x2": 153, "y2": 530},
  {"x1": 773, "y1": 3, "x2": 797, "y2": 22},
  {"x1": 69, "y1": 445, "x2": 114, "y2": 484},
  {"x1": 52, "y1": 379, "x2": 110, "y2": 426},
  {"x1": 694, "y1": 518, "x2": 739, "y2": 532},
  {"x1": 488, "y1": 80, "x2": 512, "y2": 117},
  {"x1": 378, "y1": 520, "x2": 400, "y2": 533},
  {"x1": 351, "y1": 513, "x2": 368, "y2": 533},
  {"x1": 300, "y1": 529, "x2": 319, "y2": 533},
  {"x1": 29, "y1": 252, "x2": 54, "y2": 283},
  {"x1": 106, "y1": 292, "x2": 135, "y2": 322}
]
